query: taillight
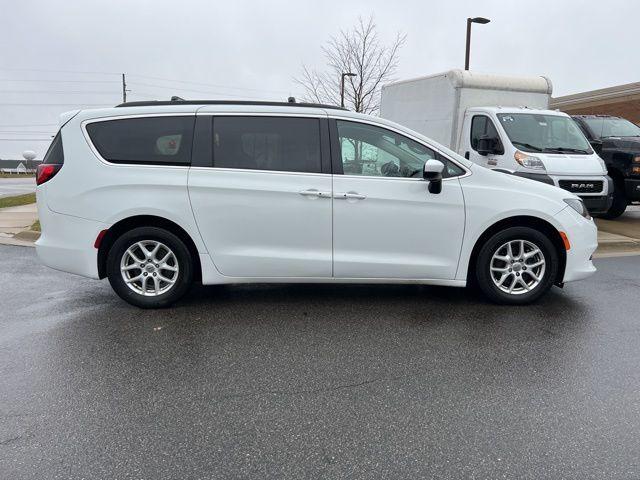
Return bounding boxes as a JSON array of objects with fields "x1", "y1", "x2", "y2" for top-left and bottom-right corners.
[{"x1": 36, "y1": 164, "x2": 62, "y2": 185}]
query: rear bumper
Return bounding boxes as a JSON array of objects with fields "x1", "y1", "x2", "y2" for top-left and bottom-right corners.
[
  {"x1": 35, "y1": 191, "x2": 107, "y2": 279},
  {"x1": 625, "y1": 178, "x2": 640, "y2": 201}
]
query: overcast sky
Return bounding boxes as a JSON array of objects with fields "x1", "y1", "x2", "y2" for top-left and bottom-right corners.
[{"x1": 1, "y1": 0, "x2": 638, "y2": 158}]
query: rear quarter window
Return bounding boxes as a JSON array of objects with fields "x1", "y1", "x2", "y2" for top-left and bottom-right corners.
[
  {"x1": 86, "y1": 116, "x2": 195, "y2": 165},
  {"x1": 43, "y1": 132, "x2": 64, "y2": 164}
]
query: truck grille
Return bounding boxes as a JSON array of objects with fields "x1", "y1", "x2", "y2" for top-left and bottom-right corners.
[{"x1": 558, "y1": 180, "x2": 603, "y2": 194}]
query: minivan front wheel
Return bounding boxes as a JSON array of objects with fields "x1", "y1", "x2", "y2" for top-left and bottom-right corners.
[
  {"x1": 107, "y1": 227, "x2": 193, "y2": 308},
  {"x1": 475, "y1": 227, "x2": 558, "y2": 305}
]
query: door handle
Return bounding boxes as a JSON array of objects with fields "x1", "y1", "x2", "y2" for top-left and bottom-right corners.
[
  {"x1": 299, "y1": 189, "x2": 331, "y2": 198},
  {"x1": 334, "y1": 192, "x2": 366, "y2": 200}
]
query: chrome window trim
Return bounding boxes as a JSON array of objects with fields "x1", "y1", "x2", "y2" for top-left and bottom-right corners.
[{"x1": 188, "y1": 166, "x2": 332, "y2": 178}]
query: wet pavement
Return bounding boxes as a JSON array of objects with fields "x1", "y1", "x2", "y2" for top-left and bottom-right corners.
[{"x1": 1, "y1": 245, "x2": 639, "y2": 479}]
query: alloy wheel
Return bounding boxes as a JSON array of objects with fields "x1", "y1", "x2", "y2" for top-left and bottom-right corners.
[
  {"x1": 120, "y1": 240, "x2": 179, "y2": 296},
  {"x1": 489, "y1": 239, "x2": 546, "y2": 295}
]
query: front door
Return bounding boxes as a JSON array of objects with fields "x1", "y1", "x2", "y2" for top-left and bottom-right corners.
[
  {"x1": 331, "y1": 119, "x2": 466, "y2": 280},
  {"x1": 188, "y1": 115, "x2": 333, "y2": 278},
  {"x1": 466, "y1": 114, "x2": 503, "y2": 168}
]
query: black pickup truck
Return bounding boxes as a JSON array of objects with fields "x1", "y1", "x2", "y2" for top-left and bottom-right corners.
[{"x1": 572, "y1": 115, "x2": 640, "y2": 218}]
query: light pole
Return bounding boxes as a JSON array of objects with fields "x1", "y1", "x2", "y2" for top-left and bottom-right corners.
[
  {"x1": 465, "y1": 17, "x2": 490, "y2": 71},
  {"x1": 341, "y1": 72, "x2": 356, "y2": 108}
]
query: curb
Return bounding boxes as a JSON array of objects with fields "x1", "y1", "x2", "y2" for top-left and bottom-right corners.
[
  {"x1": 0, "y1": 236, "x2": 35, "y2": 247},
  {"x1": 13, "y1": 230, "x2": 40, "y2": 242}
]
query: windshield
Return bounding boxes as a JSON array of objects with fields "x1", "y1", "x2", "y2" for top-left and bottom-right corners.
[
  {"x1": 583, "y1": 117, "x2": 640, "y2": 138},
  {"x1": 497, "y1": 113, "x2": 592, "y2": 154}
]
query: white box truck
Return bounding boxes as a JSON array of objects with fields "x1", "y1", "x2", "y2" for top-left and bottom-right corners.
[{"x1": 380, "y1": 70, "x2": 613, "y2": 215}]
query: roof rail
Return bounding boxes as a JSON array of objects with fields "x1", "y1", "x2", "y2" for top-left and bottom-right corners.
[{"x1": 115, "y1": 99, "x2": 347, "y2": 110}]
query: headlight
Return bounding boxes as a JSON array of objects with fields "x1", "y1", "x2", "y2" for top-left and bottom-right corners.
[
  {"x1": 515, "y1": 150, "x2": 546, "y2": 171},
  {"x1": 564, "y1": 198, "x2": 591, "y2": 220},
  {"x1": 633, "y1": 156, "x2": 640, "y2": 175}
]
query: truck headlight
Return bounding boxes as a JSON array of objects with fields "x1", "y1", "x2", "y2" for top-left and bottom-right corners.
[
  {"x1": 564, "y1": 198, "x2": 591, "y2": 220},
  {"x1": 515, "y1": 150, "x2": 546, "y2": 171}
]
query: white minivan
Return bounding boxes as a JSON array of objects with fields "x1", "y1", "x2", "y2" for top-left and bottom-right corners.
[{"x1": 36, "y1": 100, "x2": 597, "y2": 308}]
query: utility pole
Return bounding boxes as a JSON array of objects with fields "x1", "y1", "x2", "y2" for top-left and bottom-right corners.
[{"x1": 121, "y1": 73, "x2": 130, "y2": 103}]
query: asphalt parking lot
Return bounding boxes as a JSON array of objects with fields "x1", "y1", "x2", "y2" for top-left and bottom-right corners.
[{"x1": 1, "y1": 245, "x2": 639, "y2": 479}]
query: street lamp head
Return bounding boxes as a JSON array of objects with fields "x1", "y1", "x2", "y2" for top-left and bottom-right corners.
[
  {"x1": 470, "y1": 17, "x2": 490, "y2": 24},
  {"x1": 343, "y1": 72, "x2": 357, "y2": 78}
]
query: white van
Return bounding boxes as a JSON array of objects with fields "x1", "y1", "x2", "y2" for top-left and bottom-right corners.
[
  {"x1": 36, "y1": 100, "x2": 597, "y2": 308},
  {"x1": 380, "y1": 70, "x2": 613, "y2": 215}
]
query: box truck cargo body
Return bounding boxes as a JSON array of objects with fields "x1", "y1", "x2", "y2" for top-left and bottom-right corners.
[
  {"x1": 380, "y1": 70, "x2": 614, "y2": 215},
  {"x1": 381, "y1": 70, "x2": 551, "y2": 150}
]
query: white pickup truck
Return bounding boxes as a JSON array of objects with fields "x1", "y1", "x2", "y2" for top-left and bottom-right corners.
[{"x1": 380, "y1": 70, "x2": 613, "y2": 215}]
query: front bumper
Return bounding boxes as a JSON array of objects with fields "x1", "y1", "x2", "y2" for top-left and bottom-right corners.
[
  {"x1": 555, "y1": 206, "x2": 598, "y2": 283},
  {"x1": 582, "y1": 194, "x2": 613, "y2": 215},
  {"x1": 625, "y1": 178, "x2": 640, "y2": 201}
]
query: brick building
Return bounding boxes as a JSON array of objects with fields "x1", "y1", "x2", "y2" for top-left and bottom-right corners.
[{"x1": 550, "y1": 81, "x2": 640, "y2": 124}]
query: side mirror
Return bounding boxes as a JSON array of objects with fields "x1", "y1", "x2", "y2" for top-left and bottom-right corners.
[
  {"x1": 590, "y1": 139, "x2": 603, "y2": 154},
  {"x1": 476, "y1": 135, "x2": 497, "y2": 156},
  {"x1": 423, "y1": 159, "x2": 445, "y2": 194}
]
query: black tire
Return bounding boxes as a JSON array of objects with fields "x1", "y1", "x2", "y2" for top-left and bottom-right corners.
[
  {"x1": 107, "y1": 226, "x2": 194, "y2": 308},
  {"x1": 475, "y1": 227, "x2": 558, "y2": 305},
  {"x1": 599, "y1": 183, "x2": 627, "y2": 219}
]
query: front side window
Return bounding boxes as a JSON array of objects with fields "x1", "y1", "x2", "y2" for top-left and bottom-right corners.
[
  {"x1": 86, "y1": 116, "x2": 194, "y2": 165},
  {"x1": 336, "y1": 120, "x2": 464, "y2": 178},
  {"x1": 582, "y1": 117, "x2": 640, "y2": 139},
  {"x1": 213, "y1": 117, "x2": 321, "y2": 173},
  {"x1": 497, "y1": 113, "x2": 592, "y2": 154}
]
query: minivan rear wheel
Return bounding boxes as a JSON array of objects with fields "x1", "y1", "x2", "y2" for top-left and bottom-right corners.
[
  {"x1": 107, "y1": 227, "x2": 193, "y2": 308},
  {"x1": 475, "y1": 227, "x2": 558, "y2": 305}
]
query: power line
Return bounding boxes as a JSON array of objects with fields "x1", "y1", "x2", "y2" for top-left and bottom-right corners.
[
  {"x1": 0, "y1": 131, "x2": 56, "y2": 134},
  {"x1": 0, "y1": 103, "x2": 112, "y2": 106},
  {"x1": 0, "y1": 67, "x2": 120, "y2": 76},
  {"x1": 0, "y1": 123, "x2": 58, "y2": 127},
  {"x1": 0, "y1": 69, "x2": 298, "y2": 97},
  {"x1": 128, "y1": 74, "x2": 293, "y2": 95},
  {"x1": 0, "y1": 79, "x2": 119, "y2": 84},
  {"x1": 0, "y1": 90, "x2": 117, "y2": 94},
  {"x1": 128, "y1": 81, "x2": 269, "y2": 100}
]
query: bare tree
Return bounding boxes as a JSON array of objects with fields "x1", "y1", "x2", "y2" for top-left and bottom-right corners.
[{"x1": 295, "y1": 16, "x2": 406, "y2": 114}]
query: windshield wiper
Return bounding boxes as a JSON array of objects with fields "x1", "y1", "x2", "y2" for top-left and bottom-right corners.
[
  {"x1": 512, "y1": 141, "x2": 543, "y2": 152},
  {"x1": 542, "y1": 147, "x2": 590, "y2": 154},
  {"x1": 601, "y1": 135, "x2": 640, "y2": 138}
]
